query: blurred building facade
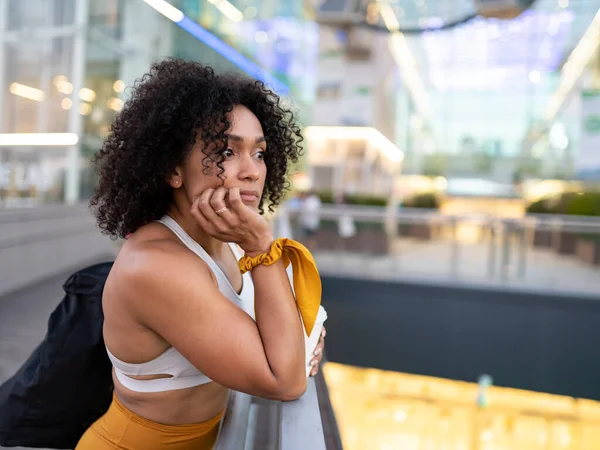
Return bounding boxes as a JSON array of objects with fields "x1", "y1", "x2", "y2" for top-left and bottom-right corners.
[
  {"x1": 2, "y1": 0, "x2": 599, "y2": 207},
  {"x1": 0, "y1": 0, "x2": 317, "y2": 207},
  {"x1": 306, "y1": 16, "x2": 404, "y2": 198},
  {"x1": 308, "y1": 0, "x2": 600, "y2": 203}
]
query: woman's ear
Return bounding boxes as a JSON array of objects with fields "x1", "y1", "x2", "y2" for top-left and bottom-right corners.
[{"x1": 168, "y1": 168, "x2": 183, "y2": 189}]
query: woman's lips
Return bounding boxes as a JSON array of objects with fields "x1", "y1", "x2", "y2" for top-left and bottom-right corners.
[{"x1": 240, "y1": 191, "x2": 259, "y2": 203}]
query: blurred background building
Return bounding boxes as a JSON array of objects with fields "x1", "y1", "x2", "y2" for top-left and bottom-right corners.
[
  {"x1": 0, "y1": 0, "x2": 318, "y2": 207},
  {"x1": 2, "y1": 0, "x2": 600, "y2": 449},
  {"x1": 1, "y1": 0, "x2": 599, "y2": 208}
]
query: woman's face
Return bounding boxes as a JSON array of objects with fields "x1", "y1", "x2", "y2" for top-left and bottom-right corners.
[{"x1": 173, "y1": 104, "x2": 267, "y2": 210}]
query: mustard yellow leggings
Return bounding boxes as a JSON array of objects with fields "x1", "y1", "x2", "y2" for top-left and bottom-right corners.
[{"x1": 76, "y1": 393, "x2": 224, "y2": 450}]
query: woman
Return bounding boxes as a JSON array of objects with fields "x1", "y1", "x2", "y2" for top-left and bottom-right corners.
[{"x1": 77, "y1": 59, "x2": 326, "y2": 449}]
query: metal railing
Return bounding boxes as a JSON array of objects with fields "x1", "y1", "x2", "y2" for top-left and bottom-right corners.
[
  {"x1": 214, "y1": 378, "x2": 327, "y2": 450},
  {"x1": 0, "y1": 203, "x2": 116, "y2": 296},
  {"x1": 283, "y1": 203, "x2": 600, "y2": 296}
]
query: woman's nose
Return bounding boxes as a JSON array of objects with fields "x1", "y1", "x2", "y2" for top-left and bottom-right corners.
[{"x1": 238, "y1": 157, "x2": 260, "y2": 181}]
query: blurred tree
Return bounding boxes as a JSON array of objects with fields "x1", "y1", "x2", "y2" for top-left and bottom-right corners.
[
  {"x1": 474, "y1": 151, "x2": 493, "y2": 174},
  {"x1": 422, "y1": 153, "x2": 447, "y2": 177}
]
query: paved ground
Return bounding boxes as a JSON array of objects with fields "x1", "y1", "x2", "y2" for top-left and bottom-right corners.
[
  {"x1": 0, "y1": 257, "x2": 115, "y2": 450},
  {"x1": 0, "y1": 272, "x2": 73, "y2": 385},
  {"x1": 0, "y1": 268, "x2": 79, "y2": 450}
]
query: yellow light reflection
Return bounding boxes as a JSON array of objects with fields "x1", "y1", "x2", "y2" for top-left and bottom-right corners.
[
  {"x1": 56, "y1": 80, "x2": 73, "y2": 94},
  {"x1": 79, "y1": 87, "x2": 96, "y2": 102},
  {"x1": 107, "y1": 97, "x2": 124, "y2": 112},
  {"x1": 79, "y1": 102, "x2": 92, "y2": 116},
  {"x1": 52, "y1": 75, "x2": 68, "y2": 86},
  {"x1": 323, "y1": 362, "x2": 600, "y2": 450},
  {"x1": 61, "y1": 98, "x2": 73, "y2": 110},
  {"x1": 304, "y1": 126, "x2": 404, "y2": 163},
  {"x1": 113, "y1": 80, "x2": 125, "y2": 93},
  {"x1": 9, "y1": 82, "x2": 45, "y2": 102}
]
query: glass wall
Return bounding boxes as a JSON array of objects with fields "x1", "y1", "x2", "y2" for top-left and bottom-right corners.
[
  {"x1": 394, "y1": 0, "x2": 600, "y2": 183},
  {"x1": 0, "y1": 0, "x2": 80, "y2": 206},
  {"x1": 0, "y1": 0, "x2": 315, "y2": 207},
  {"x1": 181, "y1": 0, "x2": 318, "y2": 114}
]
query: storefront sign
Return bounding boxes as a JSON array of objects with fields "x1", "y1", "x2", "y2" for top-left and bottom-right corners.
[{"x1": 0, "y1": 162, "x2": 54, "y2": 191}]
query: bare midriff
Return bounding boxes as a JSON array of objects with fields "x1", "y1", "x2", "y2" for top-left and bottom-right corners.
[{"x1": 112, "y1": 370, "x2": 229, "y2": 425}]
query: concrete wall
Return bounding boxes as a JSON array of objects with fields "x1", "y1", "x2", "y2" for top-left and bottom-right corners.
[
  {"x1": 322, "y1": 275, "x2": 600, "y2": 401},
  {"x1": 0, "y1": 204, "x2": 117, "y2": 297}
]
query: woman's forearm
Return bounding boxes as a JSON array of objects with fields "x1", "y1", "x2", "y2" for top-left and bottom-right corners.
[{"x1": 250, "y1": 257, "x2": 306, "y2": 395}]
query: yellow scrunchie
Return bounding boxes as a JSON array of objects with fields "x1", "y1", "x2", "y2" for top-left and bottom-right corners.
[{"x1": 238, "y1": 238, "x2": 322, "y2": 336}]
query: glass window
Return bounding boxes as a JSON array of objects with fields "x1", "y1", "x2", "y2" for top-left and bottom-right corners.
[
  {"x1": 0, "y1": 146, "x2": 71, "y2": 206},
  {"x1": 89, "y1": 0, "x2": 124, "y2": 39},
  {"x1": 83, "y1": 39, "x2": 121, "y2": 140},
  {"x1": 7, "y1": 0, "x2": 75, "y2": 30},
  {"x1": 3, "y1": 36, "x2": 74, "y2": 134}
]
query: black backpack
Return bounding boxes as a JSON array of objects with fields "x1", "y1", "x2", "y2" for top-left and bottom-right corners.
[{"x1": 0, "y1": 262, "x2": 115, "y2": 449}]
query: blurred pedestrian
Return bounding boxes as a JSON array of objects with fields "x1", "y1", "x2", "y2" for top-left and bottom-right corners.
[
  {"x1": 336, "y1": 194, "x2": 356, "y2": 250},
  {"x1": 299, "y1": 190, "x2": 321, "y2": 250}
]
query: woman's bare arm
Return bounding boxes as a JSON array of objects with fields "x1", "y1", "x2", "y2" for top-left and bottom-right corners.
[{"x1": 121, "y1": 241, "x2": 306, "y2": 401}]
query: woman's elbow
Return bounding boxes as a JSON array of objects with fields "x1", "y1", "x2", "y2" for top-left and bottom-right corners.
[
  {"x1": 279, "y1": 379, "x2": 307, "y2": 402},
  {"x1": 265, "y1": 377, "x2": 307, "y2": 402}
]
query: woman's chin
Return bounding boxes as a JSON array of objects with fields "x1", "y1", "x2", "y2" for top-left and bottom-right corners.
[{"x1": 242, "y1": 199, "x2": 259, "y2": 209}]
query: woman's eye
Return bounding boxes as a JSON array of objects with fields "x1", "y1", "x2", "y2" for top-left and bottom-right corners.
[
  {"x1": 256, "y1": 150, "x2": 266, "y2": 160},
  {"x1": 220, "y1": 148, "x2": 234, "y2": 158}
]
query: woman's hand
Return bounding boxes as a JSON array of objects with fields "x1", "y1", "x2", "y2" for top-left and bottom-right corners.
[
  {"x1": 308, "y1": 327, "x2": 326, "y2": 377},
  {"x1": 191, "y1": 187, "x2": 273, "y2": 255}
]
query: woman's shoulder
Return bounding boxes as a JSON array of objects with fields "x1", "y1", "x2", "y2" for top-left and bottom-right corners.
[
  {"x1": 110, "y1": 224, "x2": 215, "y2": 297},
  {"x1": 120, "y1": 222, "x2": 187, "y2": 263}
]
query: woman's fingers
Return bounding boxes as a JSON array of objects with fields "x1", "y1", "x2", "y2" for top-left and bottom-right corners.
[
  {"x1": 209, "y1": 187, "x2": 228, "y2": 214},
  {"x1": 191, "y1": 187, "x2": 268, "y2": 247},
  {"x1": 211, "y1": 188, "x2": 240, "y2": 227},
  {"x1": 314, "y1": 332, "x2": 325, "y2": 352},
  {"x1": 309, "y1": 327, "x2": 327, "y2": 376},
  {"x1": 228, "y1": 188, "x2": 248, "y2": 218},
  {"x1": 197, "y1": 189, "x2": 218, "y2": 222},
  {"x1": 197, "y1": 189, "x2": 229, "y2": 235},
  {"x1": 310, "y1": 358, "x2": 320, "y2": 376},
  {"x1": 193, "y1": 187, "x2": 249, "y2": 240},
  {"x1": 198, "y1": 188, "x2": 214, "y2": 211},
  {"x1": 190, "y1": 193, "x2": 211, "y2": 230},
  {"x1": 310, "y1": 345, "x2": 323, "y2": 364},
  {"x1": 310, "y1": 340, "x2": 324, "y2": 364},
  {"x1": 313, "y1": 344, "x2": 324, "y2": 357}
]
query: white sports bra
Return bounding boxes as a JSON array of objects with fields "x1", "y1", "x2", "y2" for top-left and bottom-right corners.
[{"x1": 106, "y1": 215, "x2": 255, "y2": 393}]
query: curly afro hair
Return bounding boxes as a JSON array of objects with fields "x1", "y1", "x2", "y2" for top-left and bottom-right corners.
[{"x1": 90, "y1": 59, "x2": 303, "y2": 239}]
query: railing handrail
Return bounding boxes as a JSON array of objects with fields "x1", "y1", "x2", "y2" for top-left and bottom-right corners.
[
  {"x1": 287, "y1": 203, "x2": 600, "y2": 234},
  {"x1": 280, "y1": 377, "x2": 327, "y2": 449},
  {"x1": 213, "y1": 378, "x2": 326, "y2": 450},
  {"x1": 0, "y1": 202, "x2": 91, "y2": 223},
  {"x1": 213, "y1": 391, "x2": 253, "y2": 450},
  {"x1": 5, "y1": 201, "x2": 600, "y2": 230}
]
